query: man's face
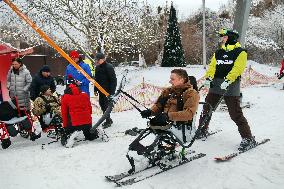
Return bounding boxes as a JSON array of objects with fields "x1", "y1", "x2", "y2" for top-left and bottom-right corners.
[
  {"x1": 96, "y1": 58, "x2": 105, "y2": 65},
  {"x1": 42, "y1": 71, "x2": 50, "y2": 77},
  {"x1": 219, "y1": 35, "x2": 228, "y2": 44},
  {"x1": 169, "y1": 73, "x2": 184, "y2": 87},
  {"x1": 71, "y1": 57, "x2": 79, "y2": 63}
]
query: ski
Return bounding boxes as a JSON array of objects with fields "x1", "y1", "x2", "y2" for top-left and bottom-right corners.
[
  {"x1": 214, "y1": 138, "x2": 270, "y2": 162},
  {"x1": 113, "y1": 153, "x2": 206, "y2": 186},
  {"x1": 105, "y1": 150, "x2": 195, "y2": 182},
  {"x1": 105, "y1": 149, "x2": 196, "y2": 182}
]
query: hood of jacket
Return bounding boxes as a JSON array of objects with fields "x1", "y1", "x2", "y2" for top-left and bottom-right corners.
[{"x1": 64, "y1": 84, "x2": 80, "y2": 95}]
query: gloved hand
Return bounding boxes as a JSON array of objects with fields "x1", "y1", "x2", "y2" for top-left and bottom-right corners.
[
  {"x1": 204, "y1": 78, "x2": 212, "y2": 88},
  {"x1": 140, "y1": 109, "x2": 152, "y2": 118},
  {"x1": 220, "y1": 79, "x2": 231, "y2": 90},
  {"x1": 150, "y1": 112, "x2": 169, "y2": 126},
  {"x1": 157, "y1": 97, "x2": 168, "y2": 107}
]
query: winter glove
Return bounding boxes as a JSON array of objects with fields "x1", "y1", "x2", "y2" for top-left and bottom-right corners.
[
  {"x1": 140, "y1": 109, "x2": 152, "y2": 118},
  {"x1": 220, "y1": 79, "x2": 231, "y2": 90},
  {"x1": 150, "y1": 112, "x2": 169, "y2": 126},
  {"x1": 157, "y1": 97, "x2": 168, "y2": 107},
  {"x1": 203, "y1": 78, "x2": 212, "y2": 88}
]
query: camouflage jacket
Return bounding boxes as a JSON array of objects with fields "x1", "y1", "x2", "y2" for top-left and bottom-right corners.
[{"x1": 32, "y1": 95, "x2": 61, "y2": 116}]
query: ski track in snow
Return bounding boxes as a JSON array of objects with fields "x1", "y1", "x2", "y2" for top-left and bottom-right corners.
[{"x1": 0, "y1": 62, "x2": 284, "y2": 189}]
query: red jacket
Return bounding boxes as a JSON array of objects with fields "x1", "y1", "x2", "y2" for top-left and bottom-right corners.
[
  {"x1": 280, "y1": 59, "x2": 284, "y2": 74},
  {"x1": 61, "y1": 84, "x2": 92, "y2": 128}
]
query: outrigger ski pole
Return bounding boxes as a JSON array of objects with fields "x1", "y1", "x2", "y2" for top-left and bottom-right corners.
[{"x1": 2, "y1": 0, "x2": 109, "y2": 97}]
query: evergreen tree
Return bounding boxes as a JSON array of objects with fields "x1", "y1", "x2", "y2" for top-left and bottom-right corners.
[{"x1": 161, "y1": 3, "x2": 185, "y2": 67}]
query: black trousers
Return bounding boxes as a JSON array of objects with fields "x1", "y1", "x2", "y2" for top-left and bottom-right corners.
[
  {"x1": 64, "y1": 124, "x2": 96, "y2": 140},
  {"x1": 98, "y1": 93, "x2": 111, "y2": 122},
  {"x1": 199, "y1": 92, "x2": 252, "y2": 139}
]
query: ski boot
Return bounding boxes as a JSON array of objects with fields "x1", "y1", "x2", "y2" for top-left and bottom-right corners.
[{"x1": 238, "y1": 136, "x2": 256, "y2": 151}]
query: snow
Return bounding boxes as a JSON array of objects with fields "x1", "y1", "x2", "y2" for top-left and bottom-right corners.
[{"x1": 1, "y1": 62, "x2": 284, "y2": 189}]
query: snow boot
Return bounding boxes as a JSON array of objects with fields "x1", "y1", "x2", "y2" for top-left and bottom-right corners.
[
  {"x1": 1, "y1": 138, "x2": 11, "y2": 149},
  {"x1": 60, "y1": 133, "x2": 69, "y2": 146},
  {"x1": 102, "y1": 118, "x2": 113, "y2": 129},
  {"x1": 238, "y1": 136, "x2": 256, "y2": 151},
  {"x1": 64, "y1": 131, "x2": 79, "y2": 148},
  {"x1": 30, "y1": 132, "x2": 41, "y2": 141}
]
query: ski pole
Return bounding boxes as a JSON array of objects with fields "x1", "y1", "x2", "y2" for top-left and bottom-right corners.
[
  {"x1": 120, "y1": 90, "x2": 148, "y2": 110},
  {"x1": 2, "y1": 0, "x2": 109, "y2": 97}
]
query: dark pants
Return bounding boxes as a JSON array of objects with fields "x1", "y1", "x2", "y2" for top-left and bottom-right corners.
[
  {"x1": 200, "y1": 92, "x2": 252, "y2": 138},
  {"x1": 64, "y1": 124, "x2": 96, "y2": 140},
  {"x1": 98, "y1": 93, "x2": 112, "y2": 123}
]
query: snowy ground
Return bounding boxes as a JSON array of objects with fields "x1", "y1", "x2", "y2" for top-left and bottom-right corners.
[{"x1": 1, "y1": 62, "x2": 284, "y2": 189}]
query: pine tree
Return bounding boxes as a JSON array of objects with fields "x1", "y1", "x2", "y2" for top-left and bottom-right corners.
[{"x1": 161, "y1": 3, "x2": 185, "y2": 67}]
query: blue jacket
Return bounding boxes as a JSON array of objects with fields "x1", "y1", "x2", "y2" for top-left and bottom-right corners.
[{"x1": 65, "y1": 61, "x2": 91, "y2": 96}]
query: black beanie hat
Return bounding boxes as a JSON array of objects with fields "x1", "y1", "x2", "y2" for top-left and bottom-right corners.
[
  {"x1": 41, "y1": 65, "x2": 51, "y2": 72},
  {"x1": 40, "y1": 85, "x2": 50, "y2": 94},
  {"x1": 95, "y1": 53, "x2": 105, "y2": 60},
  {"x1": 225, "y1": 30, "x2": 239, "y2": 45}
]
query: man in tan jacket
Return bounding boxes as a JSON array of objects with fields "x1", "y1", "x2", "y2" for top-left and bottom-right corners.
[{"x1": 140, "y1": 69, "x2": 199, "y2": 127}]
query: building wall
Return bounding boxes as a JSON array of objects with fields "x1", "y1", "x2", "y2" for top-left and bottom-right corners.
[{"x1": 22, "y1": 56, "x2": 69, "y2": 77}]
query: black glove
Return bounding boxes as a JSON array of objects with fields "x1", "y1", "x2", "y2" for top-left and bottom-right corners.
[
  {"x1": 157, "y1": 97, "x2": 168, "y2": 107},
  {"x1": 140, "y1": 109, "x2": 152, "y2": 118},
  {"x1": 150, "y1": 112, "x2": 169, "y2": 126}
]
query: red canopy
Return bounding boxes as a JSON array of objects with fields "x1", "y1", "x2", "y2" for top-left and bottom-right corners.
[{"x1": 0, "y1": 41, "x2": 34, "y2": 102}]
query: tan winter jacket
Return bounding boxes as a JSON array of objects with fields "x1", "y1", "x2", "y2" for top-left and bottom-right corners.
[
  {"x1": 32, "y1": 95, "x2": 61, "y2": 116},
  {"x1": 151, "y1": 82, "x2": 200, "y2": 122}
]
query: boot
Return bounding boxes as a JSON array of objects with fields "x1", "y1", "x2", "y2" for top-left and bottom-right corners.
[
  {"x1": 238, "y1": 136, "x2": 256, "y2": 151},
  {"x1": 1, "y1": 138, "x2": 11, "y2": 149},
  {"x1": 30, "y1": 132, "x2": 41, "y2": 141},
  {"x1": 63, "y1": 131, "x2": 79, "y2": 148},
  {"x1": 61, "y1": 133, "x2": 69, "y2": 146},
  {"x1": 102, "y1": 118, "x2": 113, "y2": 129}
]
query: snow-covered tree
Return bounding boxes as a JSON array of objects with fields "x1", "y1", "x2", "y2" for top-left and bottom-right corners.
[{"x1": 0, "y1": 0, "x2": 163, "y2": 63}]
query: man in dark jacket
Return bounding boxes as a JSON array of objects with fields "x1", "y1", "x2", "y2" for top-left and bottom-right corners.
[
  {"x1": 94, "y1": 53, "x2": 117, "y2": 128},
  {"x1": 30, "y1": 65, "x2": 56, "y2": 101},
  {"x1": 200, "y1": 28, "x2": 255, "y2": 151}
]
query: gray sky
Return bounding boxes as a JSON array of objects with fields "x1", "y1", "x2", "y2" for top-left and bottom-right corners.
[{"x1": 148, "y1": 0, "x2": 230, "y2": 19}]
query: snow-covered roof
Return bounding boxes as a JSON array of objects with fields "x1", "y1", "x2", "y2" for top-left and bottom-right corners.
[{"x1": 0, "y1": 40, "x2": 34, "y2": 55}]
